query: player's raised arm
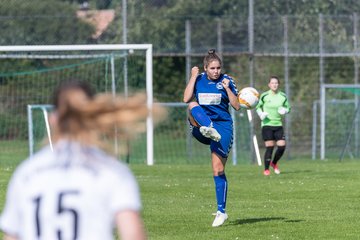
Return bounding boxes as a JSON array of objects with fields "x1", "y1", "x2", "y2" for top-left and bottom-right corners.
[
  {"x1": 183, "y1": 66, "x2": 199, "y2": 103},
  {"x1": 222, "y1": 78, "x2": 240, "y2": 110}
]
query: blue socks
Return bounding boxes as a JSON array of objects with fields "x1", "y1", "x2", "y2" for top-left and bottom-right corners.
[
  {"x1": 190, "y1": 106, "x2": 212, "y2": 127},
  {"x1": 192, "y1": 106, "x2": 227, "y2": 212},
  {"x1": 214, "y1": 174, "x2": 227, "y2": 213}
]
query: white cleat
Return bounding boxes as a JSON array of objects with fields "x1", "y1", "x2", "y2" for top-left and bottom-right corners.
[
  {"x1": 212, "y1": 211, "x2": 228, "y2": 227},
  {"x1": 200, "y1": 126, "x2": 221, "y2": 142}
]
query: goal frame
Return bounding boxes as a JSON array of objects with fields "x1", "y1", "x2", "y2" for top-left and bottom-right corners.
[
  {"x1": 27, "y1": 104, "x2": 54, "y2": 156},
  {"x1": 320, "y1": 83, "x2": 360, "y2": 160},
  {"x1": 0, "y1": 44, "x2": 155, "y2": 165}
]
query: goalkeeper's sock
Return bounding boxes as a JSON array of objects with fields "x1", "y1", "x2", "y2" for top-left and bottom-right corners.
[
  {"x1": 214, "y1": 174, "x2": 227, "y2": 213},
  {"x1": 272, "y1": 146, "x2": 285, "y2": 165},
  {"x1": 190, "y1": 106, "x2": 212, "y2": 127},
  {"x1": 264, "y1": 146, "x2": 274, "y2": 169}
]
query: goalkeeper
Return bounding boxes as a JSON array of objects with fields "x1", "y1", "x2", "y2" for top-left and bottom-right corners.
[{"x1": 256, "y1": 76, "x2": 291, "y2": 176}]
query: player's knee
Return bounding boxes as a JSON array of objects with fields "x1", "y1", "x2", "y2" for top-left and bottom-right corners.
[
  {"x1": 188, "y1": 117, "x2": 198, "y2": 127},
  {"x1": 188, "y1": 102, "x2": 199, "y2": 109}
]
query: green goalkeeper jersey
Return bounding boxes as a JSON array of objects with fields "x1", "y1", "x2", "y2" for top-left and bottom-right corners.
[{"x1": 256, "y1": 90, "x2": 291, "y2": 127}]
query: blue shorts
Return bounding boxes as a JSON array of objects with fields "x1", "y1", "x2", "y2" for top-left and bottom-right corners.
[{"x1": 190, "y1": 120, "x2": 234, "y2": 158}]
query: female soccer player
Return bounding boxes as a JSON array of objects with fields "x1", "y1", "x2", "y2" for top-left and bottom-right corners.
[
  {"x1": 0, "y1": 80, "x2": 163, "y2": 240},
  {"x1": 256, "y1": 76, "x2": 291, "y2": 176},
  {"x1": 183, "y1": 49, "x2": 240, "y2": 227}
]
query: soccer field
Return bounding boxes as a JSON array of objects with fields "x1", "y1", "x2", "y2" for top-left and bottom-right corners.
[{"x1": 1, "y1": 159, "x2": 360, "y2": 239}]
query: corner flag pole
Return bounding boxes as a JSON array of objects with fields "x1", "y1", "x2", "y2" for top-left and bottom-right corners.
[{"x1": 246, "y1": 109, "x2": 262, "y2": 166}]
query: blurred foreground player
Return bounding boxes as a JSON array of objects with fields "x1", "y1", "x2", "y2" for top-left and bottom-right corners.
[{"x1": 0, "y1": 80, "x2": 165, "y2": 240}]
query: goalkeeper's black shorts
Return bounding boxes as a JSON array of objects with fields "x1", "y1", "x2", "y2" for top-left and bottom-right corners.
[{"x1": 262, "y1": 126, "x2": 285, "y2": 141}]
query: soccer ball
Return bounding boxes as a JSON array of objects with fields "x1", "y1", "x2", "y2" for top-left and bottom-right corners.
[{"x1": 238, "y1": 87, "x2": 260, "y2": 109}]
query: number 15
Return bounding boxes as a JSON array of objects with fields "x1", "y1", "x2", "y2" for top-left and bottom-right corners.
[{"x1": 33, "y1": 190, "x2": 79, "y2": 240}]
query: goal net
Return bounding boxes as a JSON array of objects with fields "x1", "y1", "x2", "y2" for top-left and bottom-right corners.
[
  {"x1": 0, "y1": 44, "x2": 156, "y2": 165},
  {"x1": 314, "y1": 84, "x2": 360, "y2": 160},
  {"x1": 0, "y1": 45, "x2": 254, "y2": 166}
]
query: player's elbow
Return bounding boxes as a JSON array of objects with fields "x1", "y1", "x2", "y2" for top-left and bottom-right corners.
[
  {"x1": 234, "y1": 105, "x2": 241, "y2": 111},
  {"x1": 183, "y1": 95, "x2": 191, "y2": 103},
  {"x1": 232, "y1": 102, "x2": 241, "y2": 111}
]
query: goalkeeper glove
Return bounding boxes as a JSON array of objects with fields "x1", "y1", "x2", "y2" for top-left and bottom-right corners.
[
  {"x1": 257, "y1": 111, "x2": 269, "y2": 120},
  {"x1": 278, "y1": 107, "x2": 289, "y2": 115}
]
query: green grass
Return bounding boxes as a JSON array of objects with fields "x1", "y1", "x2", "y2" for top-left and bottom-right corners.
[
  {"x1": 0, "y1": 140, "x2": 29, "y2": 167},
  {"x1": 1, "y1": 159, "x2": 360, "y2": 239}
]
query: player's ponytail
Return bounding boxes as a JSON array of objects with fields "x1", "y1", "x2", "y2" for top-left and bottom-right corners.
[
  {"x1": 51, "y1": 79, "x2": 167, "y2": 152},
  {"x1": 208, "y1": 49, "x2": 216, "y2": 54},
  {"x1": 203, "y1": 49, "x2": 222, "y2": 68}
]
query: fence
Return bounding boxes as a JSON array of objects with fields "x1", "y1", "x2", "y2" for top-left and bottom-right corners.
[{"x1": 1, "y1": 1, "x2": 360, "y2": 163}]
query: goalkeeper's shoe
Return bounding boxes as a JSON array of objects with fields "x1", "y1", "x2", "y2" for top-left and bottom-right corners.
[
  {"x1": 263, "y1": 169, "x2": 270, "y2": 176},
  {"x1": 212, "y1": 211, "x2": 228, "y2": 227},
  {"x1": 270, "y1": 162, "x2": 281, "y2": 174},
  {"x1": 200, "y1": 126, "x2": 221, "y2": 142}
]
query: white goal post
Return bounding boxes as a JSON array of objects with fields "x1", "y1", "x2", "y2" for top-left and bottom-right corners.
[
  {"x1": 27, "y1": 104, "x2": 54, "y2": 156},
  {"x1": 0, "y1": 44, "x2": 155, "y2": 165},
  {"x1": 320, "y1": 83, "x2": 360, "y2": 160}
]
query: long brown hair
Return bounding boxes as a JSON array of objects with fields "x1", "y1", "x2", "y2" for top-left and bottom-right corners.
[{"x1": 51, "y1": 79, "x2": 166, "y2": 151}]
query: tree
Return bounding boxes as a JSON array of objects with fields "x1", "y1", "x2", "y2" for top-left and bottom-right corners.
[
  {"x1": 0, "y1": 0, "x2": 95, "y2": 45},
  {"x1": 58, "y1": 0, "x2": 113, "y2": 9}
]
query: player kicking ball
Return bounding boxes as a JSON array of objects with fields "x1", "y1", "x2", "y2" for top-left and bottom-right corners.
[{"x1": 183, "y1": 49, "x2": 241, "y2": 227}]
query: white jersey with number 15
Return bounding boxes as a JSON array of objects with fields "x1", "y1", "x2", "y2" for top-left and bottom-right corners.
[{"x1": 0, "y1": 140, "x2": 141, "y2": 240}]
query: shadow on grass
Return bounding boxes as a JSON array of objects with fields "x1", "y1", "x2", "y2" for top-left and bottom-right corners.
[
  {"x1": 284, "y1": 219, "x2": 304, "y2": 223},
  {"x1": 228, "y1": 217, "x2": 304, "y2": 226}
]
